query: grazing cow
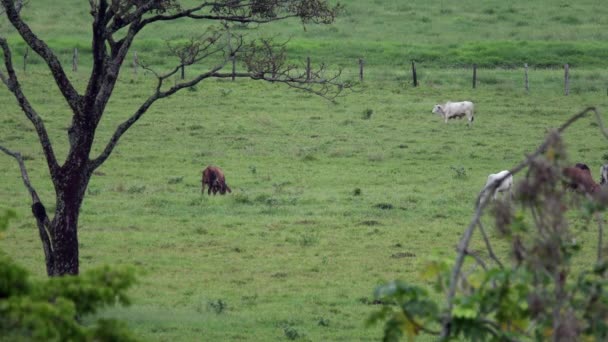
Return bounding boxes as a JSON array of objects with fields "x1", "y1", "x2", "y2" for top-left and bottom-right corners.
[
  {"x1": 432, "y1": 101, "x2": 475, "y2": 126},
  {"x1": 201, "y1": 166, "x2": 232, "y2": 195},
  {"x1": 566, "y1": 163, "x2": 592, "y2": 192},
  {"x1": 563, "y1": 165, "x2": 600, "y2": 195},
  {"x1": 600, "y1": 164, "x2": 608, "y2": 185},
  {"x1": 482, "y1": 170, "x2": 513, "y2": 203}
]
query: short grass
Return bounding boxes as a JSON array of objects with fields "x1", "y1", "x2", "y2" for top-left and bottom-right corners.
[
  {"x1": 3, "y1": 0, "x2": 608, "y2": 67},
  {"x1": 2, "y1": 0, "x2": 608, "y2": 340},
  {"x1": 1, "y1": 64, "x2": 608, "y2": 340}
]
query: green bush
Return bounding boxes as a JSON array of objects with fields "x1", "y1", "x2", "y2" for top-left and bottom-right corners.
[{"x1": 0, "y1": 210, "x2": 138, "y2": 341}]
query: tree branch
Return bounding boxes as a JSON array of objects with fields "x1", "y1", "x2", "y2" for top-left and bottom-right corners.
[
  {"x1": 211, "y1": 70, "x2": 350, "y2": 102},
  {"x1": 597, "y1": 213, "x2": 604, "y2": 263},
  {"x1": 478, "y1": 221, "x2": 504, "y2": 269},
  {"x1": 1, "y1": 0, "x2": 82, "y2": 113},
  {"x1": 0, "y1": 144, "x2": 54, "y2": 275},
  {"x1": 135, "y1": 1, "x2": 307, "y2": 30},
  {"x1": 90, "y1": 61, "x2": 228, "y2": 170},
  {"x1": 91, "y1": 19, "x2": 142, "y2": 125},
  {"x1": 464, "y1": 248, "x2": 488, "y2": 271},
  {"x1": 441, "y1": 106, "x2": 604, "y2": 338},
  {"x1": 84, "y1": 0, "x2": 110, "y2": 110},
  {"x1": 0, "y1": 37, "x2": 60, "y2": 177},
  {"x1": 0, "y1": 145, "x2": 39, "y2": 202}
]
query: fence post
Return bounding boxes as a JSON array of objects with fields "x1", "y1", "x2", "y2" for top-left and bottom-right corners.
[
  {"x1": 564, "y1": 63, "x2": 570, "y2": 96},
  {"x1": 72, "y1": 48, "x2": 78, "y2": 72},
  {"x1": 133, "y1": 51, "x2": 138, "y2": 75},
  {"x1": 231, "y1": 54, "x2": 236, "y2": 81},
  {"x1": 411, "y1": 60, "x2": 418, "y2": 87},
  {"x1": 524, "y1": 63, "x2": 529, "y2": 93},
  {"x1": 359, "y1": 58, "x2": 364, "y2": 82},
  {"x1": 306, "y1": 56, "x2": 311, "y2": 81},
  {"x1": 472, "y1": 64, "x2": 477, "y2": 89},
  {"x1": 23, "y1": 46, "x2": 28, "y2": 73}
]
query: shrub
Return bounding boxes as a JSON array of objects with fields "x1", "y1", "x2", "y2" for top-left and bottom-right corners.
[{"x1": 0, "y1": 210, "x2": 138, "y2": 341}]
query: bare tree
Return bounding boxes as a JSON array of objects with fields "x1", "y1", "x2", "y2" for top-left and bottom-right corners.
[{"x1": 0, "y1": 0, "x2": 348, "y2": 276}]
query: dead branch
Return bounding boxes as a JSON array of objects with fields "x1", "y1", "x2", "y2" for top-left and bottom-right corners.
[
  {"x1": 478, "y1": 221, "x2": 504, "y2": 269},
  {"x1": 464, "y1": 248, "x2": 488, "y2": 271},
  {"x1": 0, "y1": 37, "x2": 60, "y2": 177},
  {"x1": 441, "y1": 107, "x2": 605, "y2": 339},
  {"x1": 0, "y1": 144, "x2": 54, "y2": 275},
  {"x1": 90, "y1": 58, "x2": 229, "y2": 170},
  {"x1": 597, "y1": 213, "x2": 604, "y2": 263},
  {"x1": 1, "y1": 0, "x2": 81, "y2": 111}
]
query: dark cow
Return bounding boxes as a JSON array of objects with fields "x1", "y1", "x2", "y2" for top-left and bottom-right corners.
[
  {"x1": 563, "y1": 164, "x2": 600, "y2": 194},
  {"x1": 201, "y1": 166, "x2": 232, "y2": 195}
]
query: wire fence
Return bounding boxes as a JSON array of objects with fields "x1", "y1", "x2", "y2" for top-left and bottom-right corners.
[{"x1": 18, "y1": 46, "x2": 608, "y2": 96}]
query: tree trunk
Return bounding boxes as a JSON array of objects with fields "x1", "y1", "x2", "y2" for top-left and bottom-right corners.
[
  {"x1": 48, "y1": 165, "x2": 91, "y2": 276},
  {"x1": 49, "y1": 201, "x2": 81, "y2": 275}
]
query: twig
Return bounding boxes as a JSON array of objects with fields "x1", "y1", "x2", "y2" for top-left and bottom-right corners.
[
  {"x1": 0, "y1": 145, "x2": 39, "y2": 202},
  {"x1": 597, "y1": 213, "x2": 604, "y2": 263},
  {"x1": 478, "y1": 222, "x2": 504, "y2": 269},
  {"x1": 0, "y1": 144, "x2": 54, "y2": 275},
  {"x1": 464, "y1": 248, "x2": 488, "y2": 271}
]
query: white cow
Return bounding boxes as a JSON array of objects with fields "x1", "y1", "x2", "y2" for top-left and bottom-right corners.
[
  {"x1": 600, "y1": 164, "x2": 608, "y2": 185},
  {"x1": 482, "y1": 170, "x2": 513, "y2": 203},
  {"x1": 432, "y1": 101, "x2": 475, "y2": 126}
]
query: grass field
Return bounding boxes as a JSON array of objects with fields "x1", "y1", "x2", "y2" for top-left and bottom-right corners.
[
  {"x1": 2, "y1": 1, "x2": 608, "y2": 341},
  {"x1": 3, "y1": 0, "x2": 608, "y2": 68}
]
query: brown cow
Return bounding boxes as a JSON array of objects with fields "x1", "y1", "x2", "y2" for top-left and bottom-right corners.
[
  {"x1": 201, "y1": 166, "x2": 232, "y2": 195},
  {"x1": 563, "y1": 164, "x2": 600, "y2": 195}
]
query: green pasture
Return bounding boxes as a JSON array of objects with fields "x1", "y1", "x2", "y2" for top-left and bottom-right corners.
[
  {"x1": 3, "y1": 0, "x2": 608, "y2": 68},
  {"x1": 1, "y1": 64, "x2": 608, "y2": 340},
  {"x1": 2, "y1": 0, "x2": 608, "y2": 340}
]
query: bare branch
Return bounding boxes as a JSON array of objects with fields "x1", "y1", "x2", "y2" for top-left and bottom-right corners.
[
  {"x1": 0, "y1": 144, "x2": 54, "y2": 275},
  {"x1": 0, "y1": 0, "x2": 82, "y2": 112},
  {"x1": 103, "y1": 0, "x2": 184, "y2": 36},
  {"x1": 0, "y1": 38, "x2": 60, "y2": 177},
  {"x1": 136, "y1": 0, "x2": 338, "y2": 29},
  {"x1": 90, "y1": 60, "x2": 228, "y2": 170},
  {"x1": 211, "y1": 69, "x2": 352, "y2": 102},
  {"x1": 0, "y1": 145, "x2": 39, "y2": 203},
  {"x1": 478, "y1": 221, "x2": 504, "y2": 269},
  {"x1": 165, "y1": 29, "x2": 225, "y2": 69},
  {"x1": 90, "y1": 21, "x2": 142, "y2": 124},
  {"x1": 84, "y1": 0, "x2": 110, "y2": 108},
  {"x1": 90, "y1": 3, "x2": 348, "y2": 168},
  {"x1": 597, "y1": 213, "x2": 604, "y2": 263},
  {"x1": 464, "y1": 248, "x2": 488, "y2": 271},
  {"x1": 441, "y1": 106, "x2": 604, "y2": 338}
]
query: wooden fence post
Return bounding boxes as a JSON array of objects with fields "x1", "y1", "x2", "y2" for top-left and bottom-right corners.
[
  {"x1": 524, "y1": 63, "x2": 529, "y2": 93},
  {"x1": 359, "y1": 58, "x2": 364, "y2": 82},
  {"x1": 472, "y1": 64, "x2": 477, "y2": 89},
  {"x1": 72, "y1": 48, "x2": 78, "y2": 72},
  {"x1": 564, "y1": 63, "x2": 570, "y2": 96},
  {"x1": 306, "y1": 56, "x2": 311, "y2": 81},
  {"x1": 23, "y1": 46, "x2": 28, "y2": 73},
  {"x1": 231, "y1": 54, "x2": 236, "y2": 81},
  {"x1": 411, "y1": 60, "x2": 418, "y2": 87},
  {"x1": 133, "y1": 51, "x2": 138, "y2": 75}
]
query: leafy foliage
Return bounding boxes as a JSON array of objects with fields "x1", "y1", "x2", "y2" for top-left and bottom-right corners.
[
  {"x1": 370, "y1": 126, "x2": 608, "y2": 341},
  {"x1": 0, "y1": 210, "x2": 138, "y2": 341}
]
